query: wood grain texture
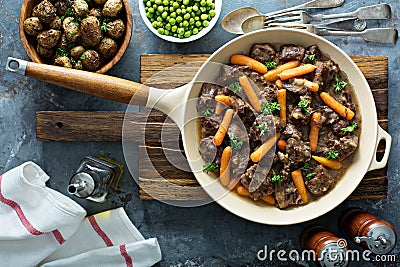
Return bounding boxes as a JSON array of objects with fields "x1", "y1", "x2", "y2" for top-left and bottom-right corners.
[{"x1": 35, "y1": 54, "x2": 389, "y2": 201}]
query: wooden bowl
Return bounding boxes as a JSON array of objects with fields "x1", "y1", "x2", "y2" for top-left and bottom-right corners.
[{"x1": 19, "y1": 0, "x2": 132, "y2": 74}]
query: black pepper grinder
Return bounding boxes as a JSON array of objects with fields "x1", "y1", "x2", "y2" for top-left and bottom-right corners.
[
  {"x1": 339, "y1": 208, "x2": 396, "y2": 254},
  {"x1": 68, "y1": 156, "x2": 123, "y2": 202}
]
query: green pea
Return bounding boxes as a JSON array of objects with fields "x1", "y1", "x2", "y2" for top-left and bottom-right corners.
[
  {"x1": 148, "y1": 7, "x2": 154, "y2": 13},
  {"x1": 195, "y1": 21, "x2": 201, "y2": 27},
  {"x1": 163, "y1": 0, "x2": 169, "y2": 5},
  {"x1": 146, "y1": 1, "x2": 152, "y2": 7},
  {"x1": 157, "y1": 21, "x2": 163, "y2": 27},
  {"x1": 171, "y1": 25, "x2": 178, "y2": 32},
  {"x1": 158, "y1": 28, "x2": 165, "y2": 34},
  {"x1": 146, "y1": 12, "x2": 153, "y2": 18},
  {"x1": 170, "y1": 12, "x2": 176, "y2": 18},
  {"x1": 165, "y1": 29, "x2": 170, "y2": 35},
  {"x1": 176, "y1": 16, "x2": 183, "y2": 23},
  {"x1": 178, "y1": 27, "x2": 185, "y2": 35},
  {"x1": 206, "y1": 0, "x2": 212, "y2": 6},
  {"x1": 169, "y1": 6, "x2": 175, "y2": 12},
  {"x1": 169, "y1": 18, "x2": 176, "y2": 25},
  {"x1": 193, "y1": 28, "x2": 199, "y2": 34},
  {"x1": 209, "y1": 10, "x2": 216, "y2": 17},
  {"x1": 157, "y1": 6, "x2": 164, "y2": 12},
  {"x1": 157, "y1": 16, "x2": 163, "y2": 22},
  {"x1": 176, "y1": 8, "x2": 182, "y2": 14},
  {"x1": 186, "y1": 6, "x2": 192, "y2": 13},
  {"x1": 173, "y1": 2, "x2": 179, "y2": 9},
  {"x1": 182, "y1": 20, "x2": 189, "y2": 27},
  {"x1": 183, "y1": 0, "x2": 189, "y2": 5},
  {"x1": 155, "y1": 0, "x2": 162, "y2": 4},
  {"x1": 151, "y1": 21, "x2": 158, "y2": 28},
  {"x1": 200, "y1": 14, "x2": 208, "y2": 20},
  {"x1": 200, "y1": 0, "x2": 206, "y2": 6},
  {"x1": 165, "y1": 23, "x2": 171, "y2": 30},
  {"x1": 162, "y1": 11, "x2": 168, "y2": 18},
  {"x1": 184, "y1": 30, "x2": 191, "y2": 38},
  {"x1": 189, "y1": 17, "x2": 195, "y2": 25},
  {"x1": 184, "y1": 13, "x2": 190, "y2": 20},
  {"x1": 192, "y1": 5, "x2": 199, "y2": 12},
  {"x1": 203, "y1": 20, "x2": 209, "y2": 27},
  {"x1": 181, "y1": 9, "x2": 186, "y2": 14},
  {"x1": 194, "y1": 16, "x2": 200, "y2": 21}
]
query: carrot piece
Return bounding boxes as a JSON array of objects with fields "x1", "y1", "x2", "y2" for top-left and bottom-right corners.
[
  {"x1": 261, "y1": 195, "x2": 275, "y2": 205},
  {"x1": 293, "y1": 78, "x2": 319, "y2": 92},
  {"x1": 230, "y1": 54, "x2": 267, "y2": 74},
  {"x1": 236, "y1": 185, "x2": 250, "y2": 197},
  {"x1": 250, "y1": 133, "x2": 281, "y2": 162},
  {"x1": 215, "y1": 103, "x2": 223, "y2": 115},
  {"x1": 278, "y1": 64, "x2": 317, "y2": 81},
  {"x1": 277, "y1": 139, "x2": 287, "y2": 151},
  {"x1": 264, "y1": 60, "x2": 300, "y2": 82},
  {"x1": 312, "y1": 156, "x2": 343, "y2": 170},
  {"x1": 309, "y1": 112, "x2": 321, "y2": 152},
  {"x1": 320, "y1": 92, "x2": 355, "y2": 120},
  {"x1": 291, "y1": 169, "x2": 308, "y2": 203},
  {"x1": 275, "y1": 79, "x2": 283, "y2": 89},
  {"x1": 239, "y1": 75, "x2": 261, "y2": 112},
  {"x1": 213, "y1": 109, "x2": 234, "y2": 146},
  {"x1": 215, "y1": 95, "x2": 235, "y2": 106},
  {"x1": 219, "y1": 146, "x2": 232, "y2": 187},
  {"x1": 277, "y1": 89, "x2": 287, "y2": 126}
]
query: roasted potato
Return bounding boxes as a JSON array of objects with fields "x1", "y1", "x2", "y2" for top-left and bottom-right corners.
[
  {"x1": 72, "y1": 0, "x2": 89, "y2": 18},
  {"x1": 49, "y1": 16, "x2": 62, "y2": 30},
  {"x1": 37, "y1": 29, "x2": 62, "y2": 49},
  {"x1": 70, "y1": 45, "x2": 85, "y2": 58},
  {"x1": 106, "y1": 19, "x2": 125, "y2": 39},
  {"x1": 36, "y1": 0, "x2": 57, "y2": 23},
  {"x1": 89, "y1": 8, "x2": 103, "y2": 20},
  {"x1": 36, "y1": 44, "x2": 55, "y2": 58},
  {"x1": 63, "y1": 17, "x2": 81, "y2": 43},
  {"x1": 23, "y1": 17, "x2": 43, "y2": 36},
  {"x1": 102, "y1": 0, "x2": 123, "y2": 17},
  {"x1": 54, "y1": 56, "x2": 73, "y2": 68},
  {"x1": 81, "y1": 50, "x2": 101, "y2": 71},
  {"x1": 98, "y1": 37, "x2": 117, "y2": 59},
  {"x1": 80, "y1": 16, "x2": 102, "y2": 47}
]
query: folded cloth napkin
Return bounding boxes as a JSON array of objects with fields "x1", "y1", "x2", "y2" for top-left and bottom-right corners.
[{"x1": 0, "y1": 162, "x2": 162, "y2": 267}]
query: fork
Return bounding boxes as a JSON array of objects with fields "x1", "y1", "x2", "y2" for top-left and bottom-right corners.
[
  {"x1": 268, "y1": 22, "x2": 398, "y2": 44},
  {"x1": 264, "y1": 3, "x2": 391, "y2": 25}
]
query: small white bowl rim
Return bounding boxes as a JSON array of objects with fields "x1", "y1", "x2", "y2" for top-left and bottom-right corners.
[{"x1": 138, "y1": 0, "x2": 222, "y2": 43}]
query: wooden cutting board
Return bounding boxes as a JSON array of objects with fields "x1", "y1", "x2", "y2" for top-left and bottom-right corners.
[{"x1": 36, "y1": 54, "x2": 389, "y2": 201}]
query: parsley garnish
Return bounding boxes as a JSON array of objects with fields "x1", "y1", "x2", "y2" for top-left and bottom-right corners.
[
  {"x1": 333, "y1": 75, "x2": 348, "y2": 93},
  {"x1": 307, "y1": 54, "x2": 316, "y2": 62},
  {"x1": 202, "y1": 162, "x2": 220, "y2": 173},
  {"x1": 300, "y1": 163, "x2": 311, "y2": 172},
  {"x1": 229, "y1": 82, "x2": 242, "y2": 93},
  {"x1": 325, "y1": 150, "x2": 339, "y2": 160},
  {"x1": 306, "y1": 172, "x2": 316, "y2": 180},
  {"x1": 341, "y1": 121, "x2": 357, "y2": 133},
  {"x1": 101, "y1": 21, "x2": 108, "y2": 32},
  {"x1": 80, "y1": 54, "x2": 88, "y2": 60},
  {"x1": 298, "y1": 99, "x2": 310, "y2": 114},
  {"x1": 261, "y1": 102, "x2": 281, "y2": 114},
  {"x1": 229, "y1": 133, "x2": 243, "y2": 150},
  {"x1": 61, "y1": 8, "x2": 72, "y2": 21},
  {"x1": 256, "y1": 122, "x2": 270, "y2": 136},
  {"x1": 70, "y1": 57, "x2": 76, "y2": 65},
  {"x1": 270, "y1": 172, "x2": 283, "y2": 184},
  {"x1": 202, "y1": 108, "x2": 214, "y2": 116},
  {"x1": 265, "y1": 61, "x2": 277, "y2": 70},
  {"x1": 56, "y1": 48, "x2": 69, "y2": 57}
]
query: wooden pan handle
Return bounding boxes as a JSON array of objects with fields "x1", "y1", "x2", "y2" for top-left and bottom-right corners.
[{"x1": 25, "y1": 61, "x2": 149, "y2": 105}]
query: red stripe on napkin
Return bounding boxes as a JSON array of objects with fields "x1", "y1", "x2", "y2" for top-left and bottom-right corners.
[
  {"x1": 52, "y1": 229, "x2": 66, "y2": 245},
  {"x1": 120, "y1": 244, "x2": 133, "y2": 267},
  {"x1": 0, "y1": 175, "x2": 44, "y2": 236},
  {"x1": 88, "y1": 215, "x2": 114, "y2": 247}
]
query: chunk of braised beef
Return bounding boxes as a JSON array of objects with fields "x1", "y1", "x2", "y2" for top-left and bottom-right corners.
[
  {"x1": 305, "y1": 165, "x2": 334, "y2": 196},
  {"x1": 282, "y1": 123, "x2": 302, "y2": 140},
  {"x1": 199, "y1": 136, "x2": 218, "y2": 163},
  {"x1": 249, "y1": 43, "x2": 279, "y2": 65},
  {"x1": 313, "y1": 60, "x2": 339, "y2": 90},
  {"x1": 303, "y1": 45, "x2": 321, "y2": 64},
  {"x1": 335, "y1": 90, "x2": 356, "y2": 111},
  {"x1": 286, "y1": 138, "x2": 311, "y2": 165},
  {"x1": 331, "y1": 119, "x2": 349, "y2": 137},
  {"x1": 250, "y1": 114, "x2": 283, "y2": 142},
  {"x1": 319, "y1": 106, "x2": 340, "y2": 125},
  {"x1": 240, "y1": 164, "x2": 274, "y2": 201},
  {"x1": 289, "y1": 106, "x2": 311, "y2": 124},
  {"x1": 331, "y1": 135, "x2": 359, "y2": 160},
  {"x1": 200, "y1": 115, "x2": 220, "y2": 138},
  {"x1": 282, "y1": 79, "x2": 308, "y2": 95},
  {"x1": 228, "y1": 117, "x2": 251, "y2": 179},
  {"x1": 233, "y1": 98, "x2": 256, "y2": 128},
  {"x1": 260, "y1": 84, "x2": 278, "y2": 103},
  {"x1": 274, "y1": 178, "x2": 303, "y2": 209},
  {"x1": 199, "y1": 83, "x2": 223, "y2": 98},
  {"x1": 280, "y1": 44, "x2": 305, "y2": 61}
]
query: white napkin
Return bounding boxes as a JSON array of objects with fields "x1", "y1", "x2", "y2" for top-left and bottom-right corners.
[{"x1": 0, "y1": 162, "x2": 162, "y2": 267}]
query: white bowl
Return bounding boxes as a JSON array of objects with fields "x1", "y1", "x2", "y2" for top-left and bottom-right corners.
[{"x1": 138, "y1": 0, "x2": 222, "y2": 43}]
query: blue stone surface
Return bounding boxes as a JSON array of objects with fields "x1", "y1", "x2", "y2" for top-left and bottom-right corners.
[{"x1": 0, "y1": 0, "x2": 399, "y2": 266}]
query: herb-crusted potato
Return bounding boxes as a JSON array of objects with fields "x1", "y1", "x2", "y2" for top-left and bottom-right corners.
[
  {"x1": 98, "y1": 37, "x2": 118, "y2": 59},
  {"x1": 80, "y1": 16, "x2": 102, "y2": 47},
  {"x1": 81, "y1": 50, "x2": 101, "y2": 71},
  {"x1": 72, "y1": 0, "x2": 89, "y2": 18},
  {"x1": 105, "y1": 19, "x2": 125, "y2": 39},
  {"x1": 54, "y1": 56, "x2": 72, "y2": 68},
  {"x1": 37, "y1": 29, "x2": 62, "y2": 49},
  {"x1": 36, "y1": 0, "x2": 57, "y2": 23},
  {"x1": 23, "y1": 17, "x2": 43, "y2": 36},
  {"x1": 63, "y1": 17, "x2": 81, "y2": 43},
  {"x1": 102, "y1": 0, "x2": 123, "y2": 17}
]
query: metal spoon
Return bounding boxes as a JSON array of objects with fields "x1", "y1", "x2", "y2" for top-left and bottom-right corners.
[
  {"x1": 221, "y1": 0, "x2": 345, "y2": 34},
  {"x1": 242, "y1": 4, "x2": 391, "y2": 34}
]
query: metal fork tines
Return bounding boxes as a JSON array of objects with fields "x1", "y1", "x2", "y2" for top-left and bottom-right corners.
[
  {"x1": 263, "y1": 3, "x2": 391, "y2": 25},
  {"x1": 268, "y1": 22, "x2": 398, "y2": 44}
]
